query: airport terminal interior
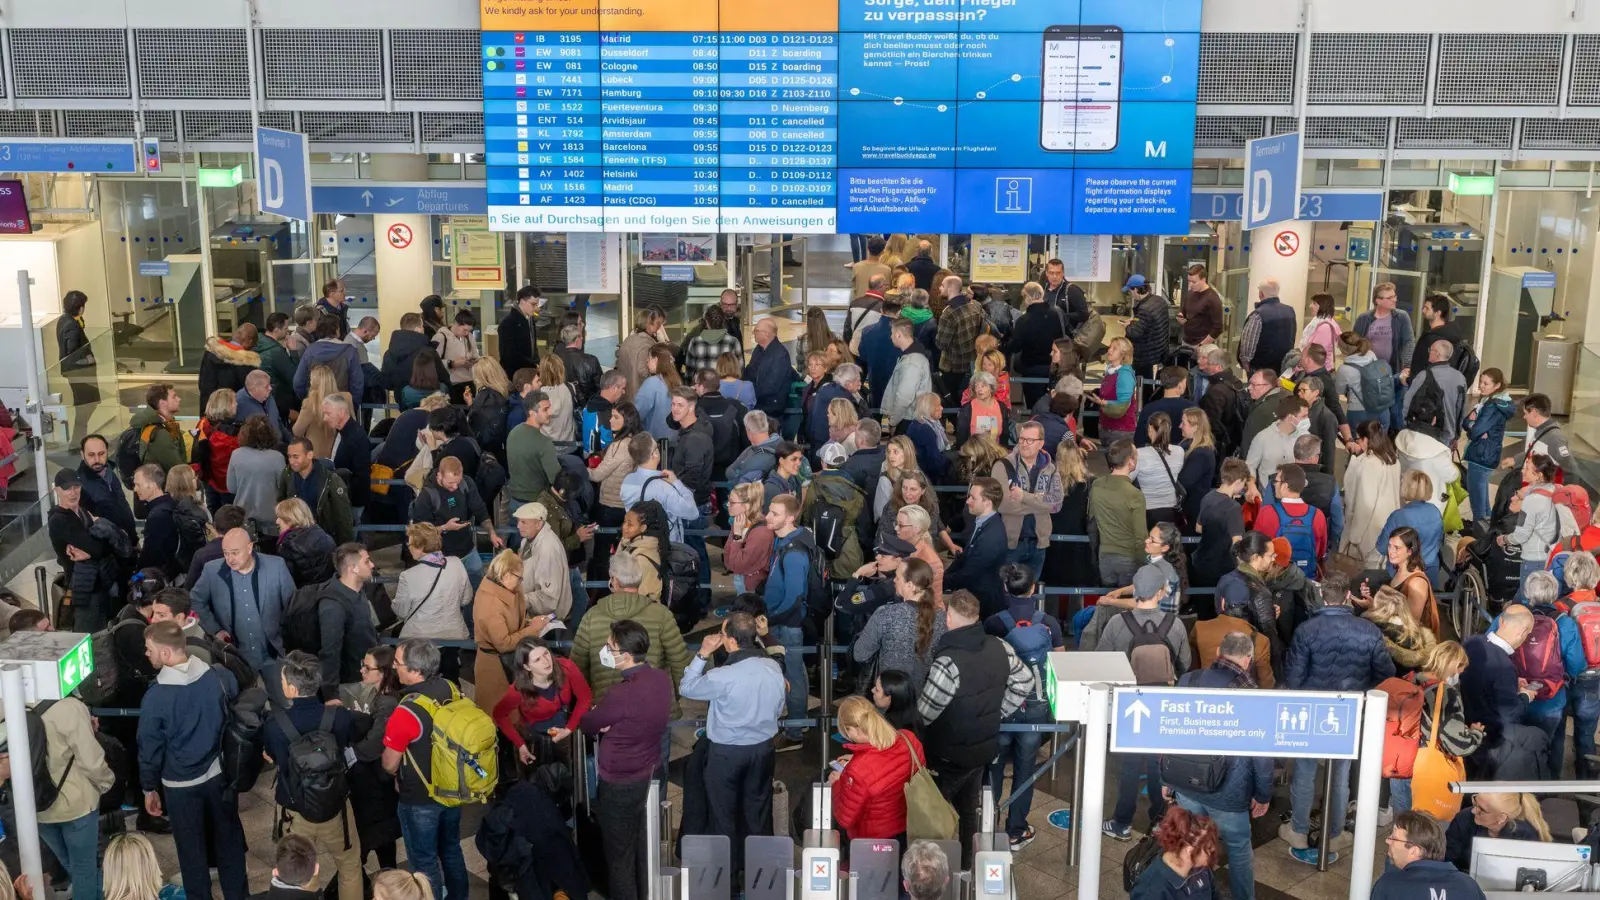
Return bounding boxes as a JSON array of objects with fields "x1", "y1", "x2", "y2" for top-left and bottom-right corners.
[{"x1": 1, "y1": 1, "x2": 1600, "y2": 900}]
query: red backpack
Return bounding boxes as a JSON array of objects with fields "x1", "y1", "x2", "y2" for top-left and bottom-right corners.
[
  {"x1": 1377, "y1": 676, "x2": 1427, "y2": 778},
  {"x1": 1512, "y1": 613, "x2": 1566, "y2": 701},
  {"x1": 1567, "y1": 600, "x2": 1600, "y2": 672},
  {"x1": 1529, "y1": 484, "x2": 1593, "y2": 540}
]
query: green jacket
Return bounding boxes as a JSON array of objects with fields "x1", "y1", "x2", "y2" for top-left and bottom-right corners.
[
  {"x1": 506, "y1": 423, "x2": 560, "y2": 502},
  {"x1": 1088, "y1": 473, "x2": 1146, "y2": 561},
  {"x1": 130, "y1": 407, "x2": 187, "y2": 473},
  {"x1": 255, "y1": 334, "x2": 299, "y2": 413},
  {"x1": 800, "y1": 470, "x2": 866, "y2": 574},
  {"x1": 570, "y1": 590, "x2": 689, "y2": 713},
  {"x1": 275, "y1": 461, "x2": 355, "y2": 544}
]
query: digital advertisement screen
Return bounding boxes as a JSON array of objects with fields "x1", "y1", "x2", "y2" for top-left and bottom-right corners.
[
  {"x1": 0, "y1": 180, "x2": 31, "y2": 235},
  {"x1": 480, "y1": 0, "x2": 1199, "y2": 234}
]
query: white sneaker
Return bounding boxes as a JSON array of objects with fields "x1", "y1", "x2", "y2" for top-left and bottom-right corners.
[
  {"x1": 1376, "y1": 807, "x2": 1394, "y2": 827},
  {"x1": 1277, "y1": 822, "x2": 1309, "y2": 850}
]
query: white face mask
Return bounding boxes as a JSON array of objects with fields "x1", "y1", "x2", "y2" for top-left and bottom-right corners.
[
  {"x1": 1293, "y1": 418, "x2": 1312, "y2": 437},
  {"x1": 599, "y1": 646, "x2": 618, "y2": 669},
  {"x1": 1446, "y1": 674, "x2": 1460, "y2": 687}
]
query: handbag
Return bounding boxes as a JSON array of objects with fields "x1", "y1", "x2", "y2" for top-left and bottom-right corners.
[
  {"x1": 1325, "y1": 546, "x2": 1367, "y2": 582},
  {"x1": 1409, "y1": 682, "x2": 1466, "y2": 820},
  {"x1": 1443, "y1": 478, "x2": 1469, "y2": 533},
  {"x1": 1154, "y1": 448, "x2": 1187, "y2": 507},
  {"x1": 901, "y1": 734, "x2": 959, "y2": 841}
]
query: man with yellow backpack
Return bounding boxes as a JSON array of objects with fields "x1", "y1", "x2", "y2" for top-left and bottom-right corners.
[{"x1": 380, "y1": 638, "x2": 499, "y2": 900}]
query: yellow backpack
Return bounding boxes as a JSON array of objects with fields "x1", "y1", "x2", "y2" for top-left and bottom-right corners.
[{"x1": 403, "y1": 683, "x2": 498, "y2": 806}]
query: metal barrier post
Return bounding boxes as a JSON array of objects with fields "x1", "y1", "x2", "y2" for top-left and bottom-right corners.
[
  {"x1": 33, "y1": 567, "x2": 48, "y2": 624},
  {"x1": 1067, "y1": 725, "x2": 1086, "y2": 866},
  {"x1": 647, "y1": 780, "x2": 664, "y2": 900},
  {"x1": 1317, "y1": 759, "x2": 1335, "y2": 872},
  {"x1": 819, "y1": 617, "x2": 834, "y2": 781}
]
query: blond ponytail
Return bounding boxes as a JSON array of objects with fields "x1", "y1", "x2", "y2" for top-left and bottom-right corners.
[
  {"x1": 372, "y1": 869, "x2": 435, "y2": 900},
  {"x1": 1515, "y1": 793, "x2": 1553, "y2": 842}
]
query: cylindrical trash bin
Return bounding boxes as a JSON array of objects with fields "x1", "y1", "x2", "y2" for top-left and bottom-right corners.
[{"x1": 1531, "y1": 334, "x2": 1580, "y2": 416}]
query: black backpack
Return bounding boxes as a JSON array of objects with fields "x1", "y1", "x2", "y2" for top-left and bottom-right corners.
[
  {"x1": 776, "y1": 529, "x2": 831, "y2": 617},
  {"x1": 1450, "y1": 341, "x2": 1480, "y2": 383},
  {"x1": 113, "y1": 427, "x2": 145, "y2": 488},
  {"x1": 171, "y1": 504, "x2": 210, "y2": 577},
  {"x1": 194, "y1": 635, "x2": 257, "y2": 694},
  {"x1": 810, "y1": 500, "x2": 848, "y2": 559},
  {"x1": 6, "y1": 701, "x2": 72, "y2": 812},
  {"x1": 281, "y1": 583, "x2": 328, "y2": 655},
  {"x1": 1407, "y1": 373, "x2": 1447, "y2": 432},
  {"x1": 76, "y1": 618, "x2": 145, "y2": 706},
  {"x1": 1159, "y1": 753, "x2": 1229, "y2": 795},
  {"x1": 273, "y1": 707, "x2": 349, "y2": 823},
  {"x1": 657, "y1": 543, "x2": 703, "y2": 634},
  {"x1": 222, "y1": 686, "x2": 271, "y2": 793}
]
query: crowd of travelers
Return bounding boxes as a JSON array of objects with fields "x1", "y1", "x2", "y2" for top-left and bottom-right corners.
[{"x1": 18, "y1": 258, "x2": 1599, "y2": 900}]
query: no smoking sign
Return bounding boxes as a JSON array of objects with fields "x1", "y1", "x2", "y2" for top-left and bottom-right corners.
[
  {"x1": 1273, "y1": 230, "x2": 1300, "y2": 257},
  {"x1": 387, "y1": 223, "x2": 414, "y2": 250}
]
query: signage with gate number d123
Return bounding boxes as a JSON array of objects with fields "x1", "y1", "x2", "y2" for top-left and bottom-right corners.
[{"x1": 1111, "y1": 686, "x2": 1364, "y2": 759}]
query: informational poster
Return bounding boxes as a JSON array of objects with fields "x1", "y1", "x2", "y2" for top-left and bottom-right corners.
[
  {"x1": 1056, "y1": 234, "x2": 1112, "y2": 282},
  {"x1": 480, "y1": 0, "x2": 1199, "y2": 234},
  {"x1": 970, "y1": 235, "x2": 1028, "y2": 283},
  {"x1": 451, "y1": 216, "x2": 507, "y2": 287},
  {"x1": 565, "y1": 232, "x2": 623, "y2": 293}
]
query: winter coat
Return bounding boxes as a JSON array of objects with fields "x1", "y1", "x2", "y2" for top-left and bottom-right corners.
[
  {"x1": 34, "y1": 697, "x2": 115, "y2": 824},
  {"x1": 277, "y1": 460, "x2": 356, "y2": 545},
  {"x1": 1369, "y1": 616, "x2": 1437, "y2": 674},
  {"x1": 833, "y1": 730, "x2": 926, "y2": 839},
  {"x1": 1285, "y1": 606, "x2": 1394, "y2": 692},
  {"x1": 137, "y1": 656, "x2": 233, "y2": 789},
  {"x1": 498, "y1": 306, "x2": 539, "y2": 376},
  {"x1": 954, "y1": 399, "x2": 1013, "y2": 450},
  {"x1": 468, "y1": 386, "x2": 511, "y2": 456},
  {"x1": 589, "y1": 436, "x2": 637, "y2": 510},
  {"x1": 392, "y1": 554, "x2": 470, "y2": 637},
  {"x1": 1215, "y1": 567, "x2": 1283, "y2": 671},
  {"x1": 636, "y1": 375, "x2": 673, "y2": 439},
  {"x1": 277, "y1": 525, "x2": 336, "y2": 587},
  {"x1": 293, "y1": 338, "x2": 364, "y2": 401},
  {"x1": 882, "y1": 346, "x2": 934, "y2": 426},
  {"x1": 802, "y1": 472, "x2": 867, "y2": 575},
  {"x1": 474, "y1": 576, "x2": 546, "y2": 717},
  {"x1": 617, "y1": 331, "x2": 660, "y2": 401},
  {"x1": 198, "y1": 337, "x2": 260, "y2": 411},
  {"x1": 520, "y1": 523, "x2": 573, "y2": 620},
  {"x1": 616, "y1": 535, "x2": 664, "y2": 600},
  {"x1": 1417, "y1": 675, "x2": 1484, "y2": 759},
  {"x1": 77, "y1": 459, "x2": 138, "y2": 542},
  {"x1": 1189, "y1": 616, "x2": 1275, "y2": 688},
  {"x1": 381, "y1": 329, "x2": 448, "y2": 396},
  {"x1": 1126, "y1": 293, "x2": 1172, "y2": 372},
  {"x1": 130, "y1": 406, "x2": 187, "y2": 473},
  {"x1": 1342, "y1": 453, "x2": 1403, "y2": 567},
  {"x1": 569, "y1": 590, "x2": 690, "y2": 712},
  {"x1": 555, "y1": 345, "x2": 603, "y2": 410},
  {"x1": 1396, "y1": 428, "x2": 1458, "y2": 513},
  {"x1": 745, "y1": 340, "x2": 797, "y2": 419},
  {"x1": 1464, "y1": 394, "x2": 1516, "y2": 469},
  {"x1": 853, "y1": 599, "x2": 947, "y2": 687}
]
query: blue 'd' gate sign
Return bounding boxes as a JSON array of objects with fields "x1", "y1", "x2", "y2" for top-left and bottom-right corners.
[
  {"x1": 1110, "y1": 686, "x2": 1365, "y2": 759},
  {"x1": 254, "y1": 128, "x2": 312, "y2": 223},
  {"x1": 1242, "y1": 132, "x2": 1301, "y2": 231}
]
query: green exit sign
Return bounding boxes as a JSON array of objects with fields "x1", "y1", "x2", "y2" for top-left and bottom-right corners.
[
  {"x1": 57, "y1": 635, "x2": 93, "y2": 698},
  {"x1": 198, "y1": 165, "x2": 244, "y2": 188},
  {"x1": 1448, "y1": 172, "x2": 1497, "y2": 196}
]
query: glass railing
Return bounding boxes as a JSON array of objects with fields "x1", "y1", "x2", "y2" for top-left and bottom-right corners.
[
  {"x1": 1567, "y1": 344, "x2": 1600, "y2": 489},
  {"x1": 0, "y1": 498, "x2": 51, "y2": 607},
  {"x1": 41, "y1": 322, "x2": 127, "y2": 452}
]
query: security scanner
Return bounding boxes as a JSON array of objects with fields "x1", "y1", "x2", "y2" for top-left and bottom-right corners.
[
  {"x1": 682, "y1": 836, "x2": 732, "y2": 900},
  {"x1": 1470, "y1": 837, "x2": 1596, "y2": 892}
]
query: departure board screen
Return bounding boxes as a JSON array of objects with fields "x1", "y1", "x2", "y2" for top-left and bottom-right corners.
[{"x1": 481, "y1": 0, "x2": 1199, "y2": 234}]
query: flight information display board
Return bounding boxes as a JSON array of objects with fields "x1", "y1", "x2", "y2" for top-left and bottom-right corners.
[{"x1": 481, "y1": 0, "x2": 1198, "y2": 234}]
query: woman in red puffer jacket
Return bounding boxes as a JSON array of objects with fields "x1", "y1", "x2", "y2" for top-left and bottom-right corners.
[
  {"x1": 831, "y1": 694, "x2": 925, "y2": 841},
  {"x1": 193, "y1": 388, "x2": 242, "y2": 512}
]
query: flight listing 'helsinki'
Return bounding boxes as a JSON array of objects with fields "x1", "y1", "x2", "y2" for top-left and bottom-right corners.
[{"x1": 480, "y1": 0, "x2": 1199, "y2": 234}]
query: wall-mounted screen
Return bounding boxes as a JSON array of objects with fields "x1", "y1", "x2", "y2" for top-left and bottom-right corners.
[
  {"x1": 481, "y1": 0, "x2": 1199, "y2": 234},
  {"x1": 0, "y1": 180, "x2": 32, "y2": 235}
]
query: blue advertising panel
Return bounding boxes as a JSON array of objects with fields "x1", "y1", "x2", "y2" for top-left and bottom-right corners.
[
  {"x1": 1111, "y1": 687, "x2": 1363, "y2": 759},
  {"x1": 1241, "y1": 131, "x2": 1301, "y2": 231},
  {"x1": 254, "y1": 128, "x2": 313, "y2": 223},
  {"x1": 0, "y1": 139, "x2": 138, "y2": 174},
  {"x1": 1190, "y1": 190, "x2": 1385, "y2": 223},
  {"x1": 480, "y1": 0, "x2": 1199, "y2": 234}
]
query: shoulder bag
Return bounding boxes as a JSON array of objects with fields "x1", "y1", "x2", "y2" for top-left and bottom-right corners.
[
  {"x1": 384, "y1": 563, "x2": 445, "y2": 636},
  {"x1": 901, "y1": 733, "x2": 959, "y2": 841},
  {"x1": 1409, "y1": 683, "x2": 1465, "y2": 820}
]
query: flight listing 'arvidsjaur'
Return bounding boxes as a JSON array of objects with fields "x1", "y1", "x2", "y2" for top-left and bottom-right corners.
[{"x1": 480, "y1": 0, "x2": 1198, "y2": 234}]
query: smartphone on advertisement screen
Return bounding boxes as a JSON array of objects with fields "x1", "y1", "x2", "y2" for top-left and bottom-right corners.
[{"x1": 1041, "y1": 25, "x2": 1123, "y2": 152}]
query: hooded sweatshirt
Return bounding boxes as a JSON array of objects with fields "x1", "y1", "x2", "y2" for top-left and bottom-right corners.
[
  {"x1": 1396, "y1": 427, "x2": 1458, "y2": 513},
  {"x1": 137, "y1": 655, "x2": 232, "y2": 790}
]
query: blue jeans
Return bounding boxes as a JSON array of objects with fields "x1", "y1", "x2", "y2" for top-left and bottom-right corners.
[
  {"x1": 1290, "y1": 757, "x2": 1350, "y2": 837},
  {"x1": 849, "y1": 234, "x2": 869, "y2": 262},
  {"x1": 1176, "y1": 795, "x2": 1254, "y2": 900},
  {"x1": 1388, "y1": 376, "x2": 1407, "y2": 432},
  {"x1": 398, "y1": 802, "x2": 468, "y2": 900},
  {"x1": 988, "y1": 699, "x2": 1049, "y2": 838},
  {"x1": 1388, "y1": 778, "x2": 1412, "y2": 815},
  {"x1": 769, "y1": 624, "x2": 807, "y2": 740},
  {"x1": 1526, "y1": 706, "x2": 1566, "y2": 780},
  {"x1": 1005, "y1": 544, "x2": 1045, "y2": 582},
  {"x1": 459, "y1": 548, "x2": 484, "y2": 591},
  {"x1": 1515, "y1": 558, "x2": 1546, "y2": 605},
  {"x1": 1112, "y1": 753, "x2": 1166, "y2": 830},
  {"x1": 39, "y1": 811, "x2": 99, "y2": 900},
  {"x1": 1464, "y1": 461, "x2": 1494, "y2": 523},
  {"x1": 1570, "y1": 678, "x2": 1600, "y2": 780},
  {"x1": 1346, "y1": 408, "x2": 1382, "y2": 431}
]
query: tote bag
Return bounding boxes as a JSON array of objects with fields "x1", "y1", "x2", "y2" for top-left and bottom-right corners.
[
  {"x1": 1409, "y1": 683, "x2": 1466, "y2": 820},
  {"x1": 901, "y1": 734, "x2": 959, "y2": 841}
]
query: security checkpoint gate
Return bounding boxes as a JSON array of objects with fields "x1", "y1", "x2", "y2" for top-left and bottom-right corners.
[{"x1": 1075, "y1": 684, "x2": 1390, "y2": 900}]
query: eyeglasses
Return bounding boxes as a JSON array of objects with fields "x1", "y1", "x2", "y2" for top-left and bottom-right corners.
[
  {"x1": 359, "y1": 664, "x2": 379, "y2": 673},
  {"x1": 1384, "y1": 831, "x2": 1415, "y2": 847}
]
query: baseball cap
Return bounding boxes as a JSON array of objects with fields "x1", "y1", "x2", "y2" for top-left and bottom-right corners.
[
  {"x1": 1132, "y1": 564, "x2": 1168, "y2": 601},
  {"x1": 512, "y1": 502, "x2": 548, "y2": 521},
  {"x1": 1123, "y1": 274, "x2": 1148, "y2": 291},
  {"x1": 874, "y1": 535, "x2": 916, "y2": 559},
  {"x1": 819, "y1": 441, "x2": 849, "y2": 468},
  {"x1": 53, "y1": 470, "x2": 82, "y2": 490}
]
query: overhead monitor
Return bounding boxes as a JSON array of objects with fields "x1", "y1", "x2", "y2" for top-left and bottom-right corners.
[
  {"x1": 1469, "y1": 837, "x2": 1593, "y2": 892},
  {"x1": 0, "y1": 180, "x2": 32, "y2": 234},
  {"x1": 479, "y1": 0, "x2": 1201, "y2": 234}
]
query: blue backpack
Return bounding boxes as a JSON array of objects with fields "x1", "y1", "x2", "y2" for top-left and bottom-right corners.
[
  {"x1": 996, "y1": 609, "x2": 1053, "y2": 701},
  {"x1": 1271, "y1": 501, "x2": 1320, "y2": 579}
]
